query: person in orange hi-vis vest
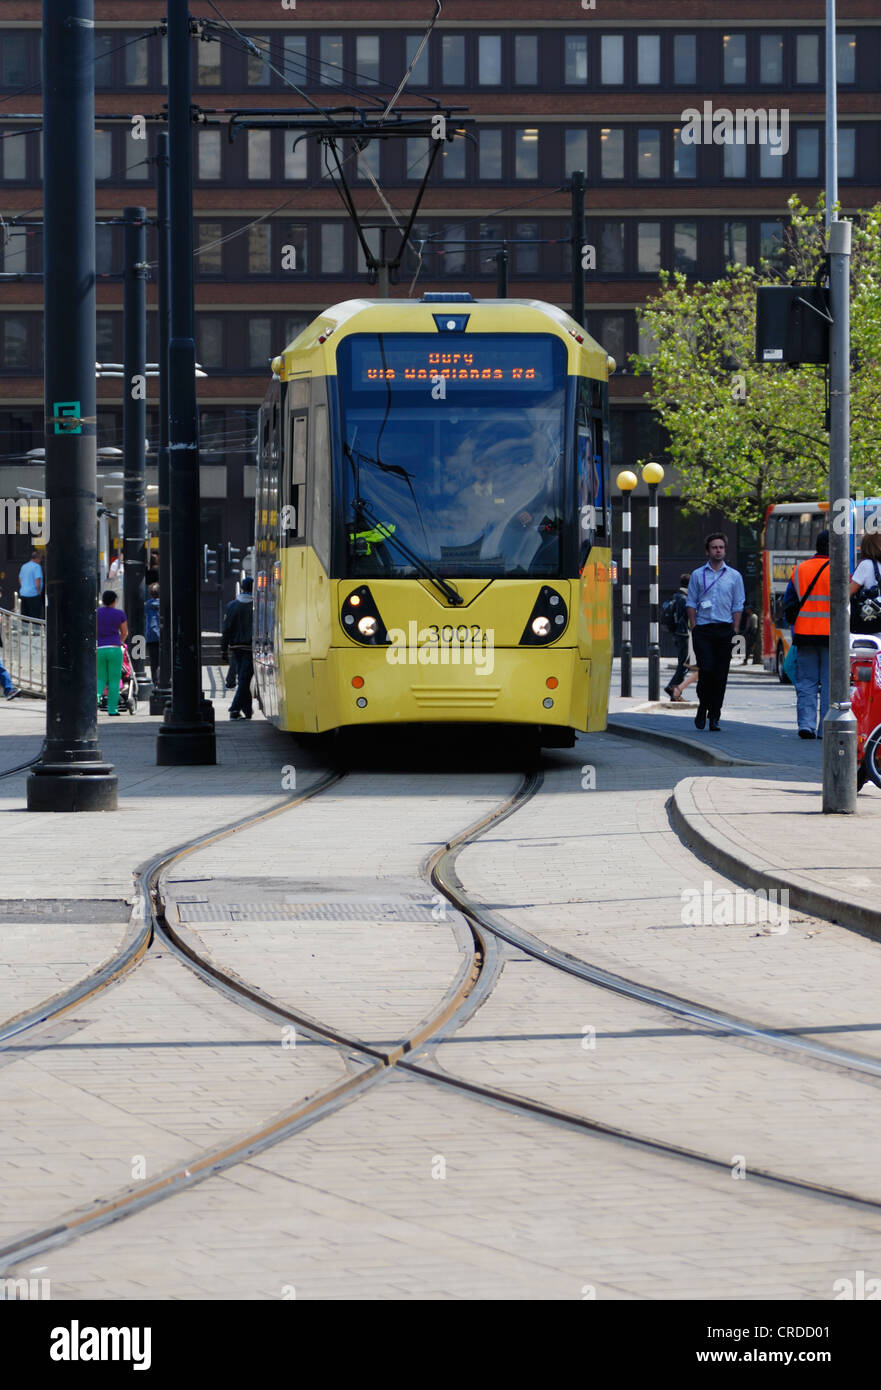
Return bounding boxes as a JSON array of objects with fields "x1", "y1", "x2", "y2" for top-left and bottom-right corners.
[{"x1": 789, "y1": 530, "x2": 831, "y2": 739}]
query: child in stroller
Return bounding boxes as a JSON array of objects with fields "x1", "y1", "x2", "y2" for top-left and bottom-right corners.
[
  {"x1": 851, "y1": 635, "x2": 881, "y2": 791},
  {"x1": 98, "y1": 642, "x2": 138, "y2": 715}
]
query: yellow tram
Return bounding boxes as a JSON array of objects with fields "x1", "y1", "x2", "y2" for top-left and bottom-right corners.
[{"x1": 253, "y1": 294, "x2": 613, "y2": 744}]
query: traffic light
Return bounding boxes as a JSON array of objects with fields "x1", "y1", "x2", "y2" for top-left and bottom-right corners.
[
  {"x1": 203, "y1": 544, "x2": 219, "y2": 583},
  {"x1": 226, "y1": 541, "x2": 242, "y2": 575}
]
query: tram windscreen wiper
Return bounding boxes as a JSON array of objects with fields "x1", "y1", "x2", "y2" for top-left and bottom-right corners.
[{"x1": 344, "y1": 447, "x2": 463, "y2": 606}]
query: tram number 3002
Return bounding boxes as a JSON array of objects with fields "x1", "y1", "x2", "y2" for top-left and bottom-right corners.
[{"x1": 424, "y1": 625, "x2": 488, "y2": 645}]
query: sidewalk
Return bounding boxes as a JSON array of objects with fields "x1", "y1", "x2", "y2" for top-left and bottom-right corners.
[{"x1": 606, "y1": 658, "x2": 881, "y2": 938}]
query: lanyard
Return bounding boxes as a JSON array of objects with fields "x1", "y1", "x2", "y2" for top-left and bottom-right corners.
[{"x1": 701, "y1": 564, "x2": 726, "y2": 599}]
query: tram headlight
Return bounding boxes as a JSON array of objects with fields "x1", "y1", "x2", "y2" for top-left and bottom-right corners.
[
  {"x1": 520, "y1": 587, "x2": 568, "y2": 646},
  {"x1": 341, "y1": 586, "x2": 388, "y2": 646}
]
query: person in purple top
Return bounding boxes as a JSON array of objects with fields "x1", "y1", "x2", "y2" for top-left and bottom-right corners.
[{"x1": 96, "y1": 590, "x2": 128, "y2": 716}]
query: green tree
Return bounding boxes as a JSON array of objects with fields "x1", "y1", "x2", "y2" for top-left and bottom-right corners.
[{"x1": 631, "y1": 196, "x2": 881, "y2": 544}]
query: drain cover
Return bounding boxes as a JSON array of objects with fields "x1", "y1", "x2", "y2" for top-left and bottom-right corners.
[{"x1": 177, "y1": 900, "x2": 438, "y2": 923}]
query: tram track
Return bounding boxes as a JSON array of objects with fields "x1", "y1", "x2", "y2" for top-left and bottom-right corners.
[{"x1": 5, "y1": 751, "x2": 881, "y2": 1277}]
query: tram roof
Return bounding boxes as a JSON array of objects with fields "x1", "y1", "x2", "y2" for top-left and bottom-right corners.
[{"x1": 271, "y1": 297, "x2": 612, "y2": 383}]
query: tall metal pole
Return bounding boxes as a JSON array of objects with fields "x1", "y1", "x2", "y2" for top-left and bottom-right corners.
[
  {"x1": 825, "y1": 0, "x2": 838, "y2": 229},
  {"x1": 150, "y1": 132, "x2": 172, "y2": 715},
  {"x1": 495, "y1": 249, "x2": 508, "y2": 298},
  {"x1": 157, "y1": 0, "x2": 216, "y2": 764},
  {"x1": 822, "y1": 218, "x2": 857, "y2": 812},
  {"x1": 644, "y1": 462, "x2": 665, "y2": 702},
  {"x1": 570, "y1": 169, "x2": 586, "y2": 329},
  {"x1": 29, "y1": 0, "x2": 117, "y2": 811},
  {"x1": 123, "y1": 206, "x2": 150, "y2": 699},
  {"x1": 617, "y1": 470, "x2": 636, "y2": 697}
]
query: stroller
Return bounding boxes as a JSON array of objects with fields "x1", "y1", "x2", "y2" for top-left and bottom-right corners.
[
  {"x1": 98, "y1": 642, "x2": 139, "y2": 716},
  {"x1": 850, "y1": 635, "x2": 881, "y2": 791}
]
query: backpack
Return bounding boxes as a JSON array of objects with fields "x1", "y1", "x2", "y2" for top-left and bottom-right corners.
[
  {"x1": 851, "y1": 559, "x2": 881, "y2": 635},
  {"x1": 661, "y1": 593, "x2": 685, "y2": 635}
]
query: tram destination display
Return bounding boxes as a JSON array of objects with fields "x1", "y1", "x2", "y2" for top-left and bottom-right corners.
[{"x1": 345, "y1": 334, "x2": 561, "y2": 390}]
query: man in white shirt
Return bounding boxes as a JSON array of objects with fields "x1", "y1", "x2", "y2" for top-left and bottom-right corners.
[{"x1": 686, "y1": 532, "x2": 745, "y2": 732}]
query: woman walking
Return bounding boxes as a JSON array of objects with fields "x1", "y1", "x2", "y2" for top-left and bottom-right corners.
[{"x1": 97, "y1": 590, "x2": 128, "y2": 716}]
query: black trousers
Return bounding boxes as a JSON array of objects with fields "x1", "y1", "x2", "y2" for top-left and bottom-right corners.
[
  {"x1": 692, "y1": 622, "x2": 734, "y2": 719},
  {"x1": 667, "y1": 634, "x2": 690, "y2": 691},
  {"x1": 229, "y1": 648, "x2": 254, "y2": 717},
  {"x1": 20, "y1": 595, "x2": 44, "y2": 619}
]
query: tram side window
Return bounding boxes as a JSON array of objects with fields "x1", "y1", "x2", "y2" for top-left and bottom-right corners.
[
  {"x1": 311, "y1": 402, "x2": 331, "y2": 573},
  {"x1": 287, "y1": 413, "x2": 307, "y2": 541}
]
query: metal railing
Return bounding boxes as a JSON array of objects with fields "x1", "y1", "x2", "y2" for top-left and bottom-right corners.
[{"x1": 0, "y1": 608, "x2": 46, "y2": 696}]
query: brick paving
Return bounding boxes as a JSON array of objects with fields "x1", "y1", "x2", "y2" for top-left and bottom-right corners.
[{"x1": 2, "y1": 668, "x2": 881, "y2": 1299}]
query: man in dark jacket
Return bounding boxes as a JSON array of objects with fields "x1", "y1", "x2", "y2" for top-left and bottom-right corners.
[
  {"x1": 664, "y1": 573, "x2": 691, "y2": 699},
  {"x1": 221, "y1": 577, "x2": 254, "y2": 720}
]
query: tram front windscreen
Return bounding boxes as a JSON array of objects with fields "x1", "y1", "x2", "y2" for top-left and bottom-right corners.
[{"x1": 337, "y1": 333, "x2": 569, "y2": 578}]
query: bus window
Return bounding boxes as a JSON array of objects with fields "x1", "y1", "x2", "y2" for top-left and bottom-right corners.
[
  {"x1": 765, "y1": 515, "x2": 777, "y2": 550},
  {"x1": 810, "y1": 513, "x2": 826, "y2": 548},
  {"x1": 783, "y1": 515, "x2": 798, "y2": 549},
  {"x1": 798, "y1": 513, "x2": 813, "y2": 550}
]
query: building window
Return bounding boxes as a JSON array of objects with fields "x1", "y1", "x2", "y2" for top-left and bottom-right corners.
[
  {"x1": 638, "y1": 324, "x2": 659, "y2": 360},
  {"x1": 356, "y1": 227, "x2": 381, "y2": 276},
  {"x1": 197, "y1": 41, "x2": 221, "y2": 87},
  {"x1": 759, "y1": 141, "x2": 784, "y2": 179},
  {"x1": 2, "y1": 131, "x2": 27, "y2": 180},
  {"x1": 94, "y1": 130, "x2": 113, "y2": 181},
  {"x1": 673, "y1": 128, "x2": 697, "y2": 179},
  {"x1": 96, "y1": 314, "x2": 116, "y2": 362},
  {"x1": 478, "y1": 128, "x2": 503, "y2": 180},
  {"x1": 564, "y1": 128, "x2": 588, "y2": 178},
  {"x1": 759, "y1": 34, "x2": 783, "y2": 84},
  {"x1": 406, "y1": 33, "x2": 431, "y2": 85},
  {"x1": 198, "y1": 317, "x2": 224, "y2": 369},
  {"x1": 197, "y1": 222, "x2": 223, "y2": 274},
  {"x1": 2, "y1": 317, "x2": 28, "y2": 367},
  {"x1": 320, "y1": 223, "x2": 345, "y2": 274},
  {"x1": 478, "y1": 35, "x2": 502, "y2": 85},
  {"x1": 673, "y1": 34, "x2": 696, "y2": 85},
  {"x1": 280, "y1": 223, "x2": 308, "y2": 274},
  {"x1": 515, "y1": 222, "x2": 538, "y2": 274},
  {"x1": 637, "y1": 35, "x2": 660, "y2": 85},
  {"x1": 126, "y1": 129, "x2": 151, "y2": 180},
  {"x1": 2, "y1": 227, "x2": 28, "y2": 273},
  {"x1": 443, "y1": 224, "x2": 466, "y2": 276},
  {"x1": 320, "y1": 35, "x2": 343, "y2": 85},
  {"x1": 760, "y1": 220, "x2": 785, "y2": 267},
  {"x1": 354, "y1": 140, "x2": 380, "y2": 182},
  {"x1": 837, "y1": 33, "x2": 856, "y2": 84},
  {"x1": 637, "y1": 222, "x2": 661, "y2": 274},
  {"x1": 248, "y1": 224, "x2": 272, "y2": 274},
  {"x1": 601, "y1": 36, "x2": 624, "y2": 84},
  {"x1": 442, "y1": 137, "x2": 466, "y2": 179},
  {"x1": 1, "y1": 34, "x2": 30, "y2": 87},
  {"x1": 597, "y1": 314, "x2": 626, "y2": 368},
  {"x1": 405, "y1": 137, "x2": 430, "y2": 178},
  {"x1": 125, "y1": 38, "x2": 148, "y2": 87},
  {"x1": 722, "y1": 33, "x2": 747, "y2": 84},
  {"x1": 246, "y1": 36, "x2": 271, "y2": 86},
  {"x1": 723, "y1": 142, "x2": 747, "y2": 179},
  {"x1": 796, "y1": 128, "x2": 820, "y2": 179},
  {"x1": 796, "y1": 34, "x2": 820, "y2": 84},
  {"x1": 673, "y1": 222, "x2": 697, "y2": 275},
  {"x1": 282, "y1": 35, "x2": 307, "y2": 82},
  {"x1": 442, "y1": 35, "x2": 464, "y2": 85},
  {"x1": 285, "y1": 135, "x2": 307, "y2": 180},
  {"x1": 723, "y1": 221, "x2": 748, "y2": 266},
  {"x1": 565, "y1": 36, "x2": 588, "y2": 85},
  {"x1": 838, "y1": 128, "x2": 856, "y2": 179},
  {"x1": 599, "y1": 222, "x2": 625, "y2": 273},
  {"x1": 197, "y1": 130, "x2": 221, "y2": 180},
  {"x1": 94, "y1": 34, "x2": 113, "y2": 87},
  {"x1": 356, "y1": 35, "x2": 380, "y2": 86},
  {"x1": 514, "y1": 128, "x2": 539, "y2": 179},
  {"x1": 249, "y1": 318, "x2": 273, "y2": 368},
  {"x1": 247, "y1": 130, "x2": 271, "y2": 180},
  {"x1": 514, "y1": 35, "x2": 538, "y2": 86},
  {"x1": 637, "y1": 129, "x2": 661, "y2": 179},
  {"x1": 600, "y1": 128, "x2": 624, "y2": 179},
  {"x1": 95, "y1": 225, "x2": 114, "y2": 275}
]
